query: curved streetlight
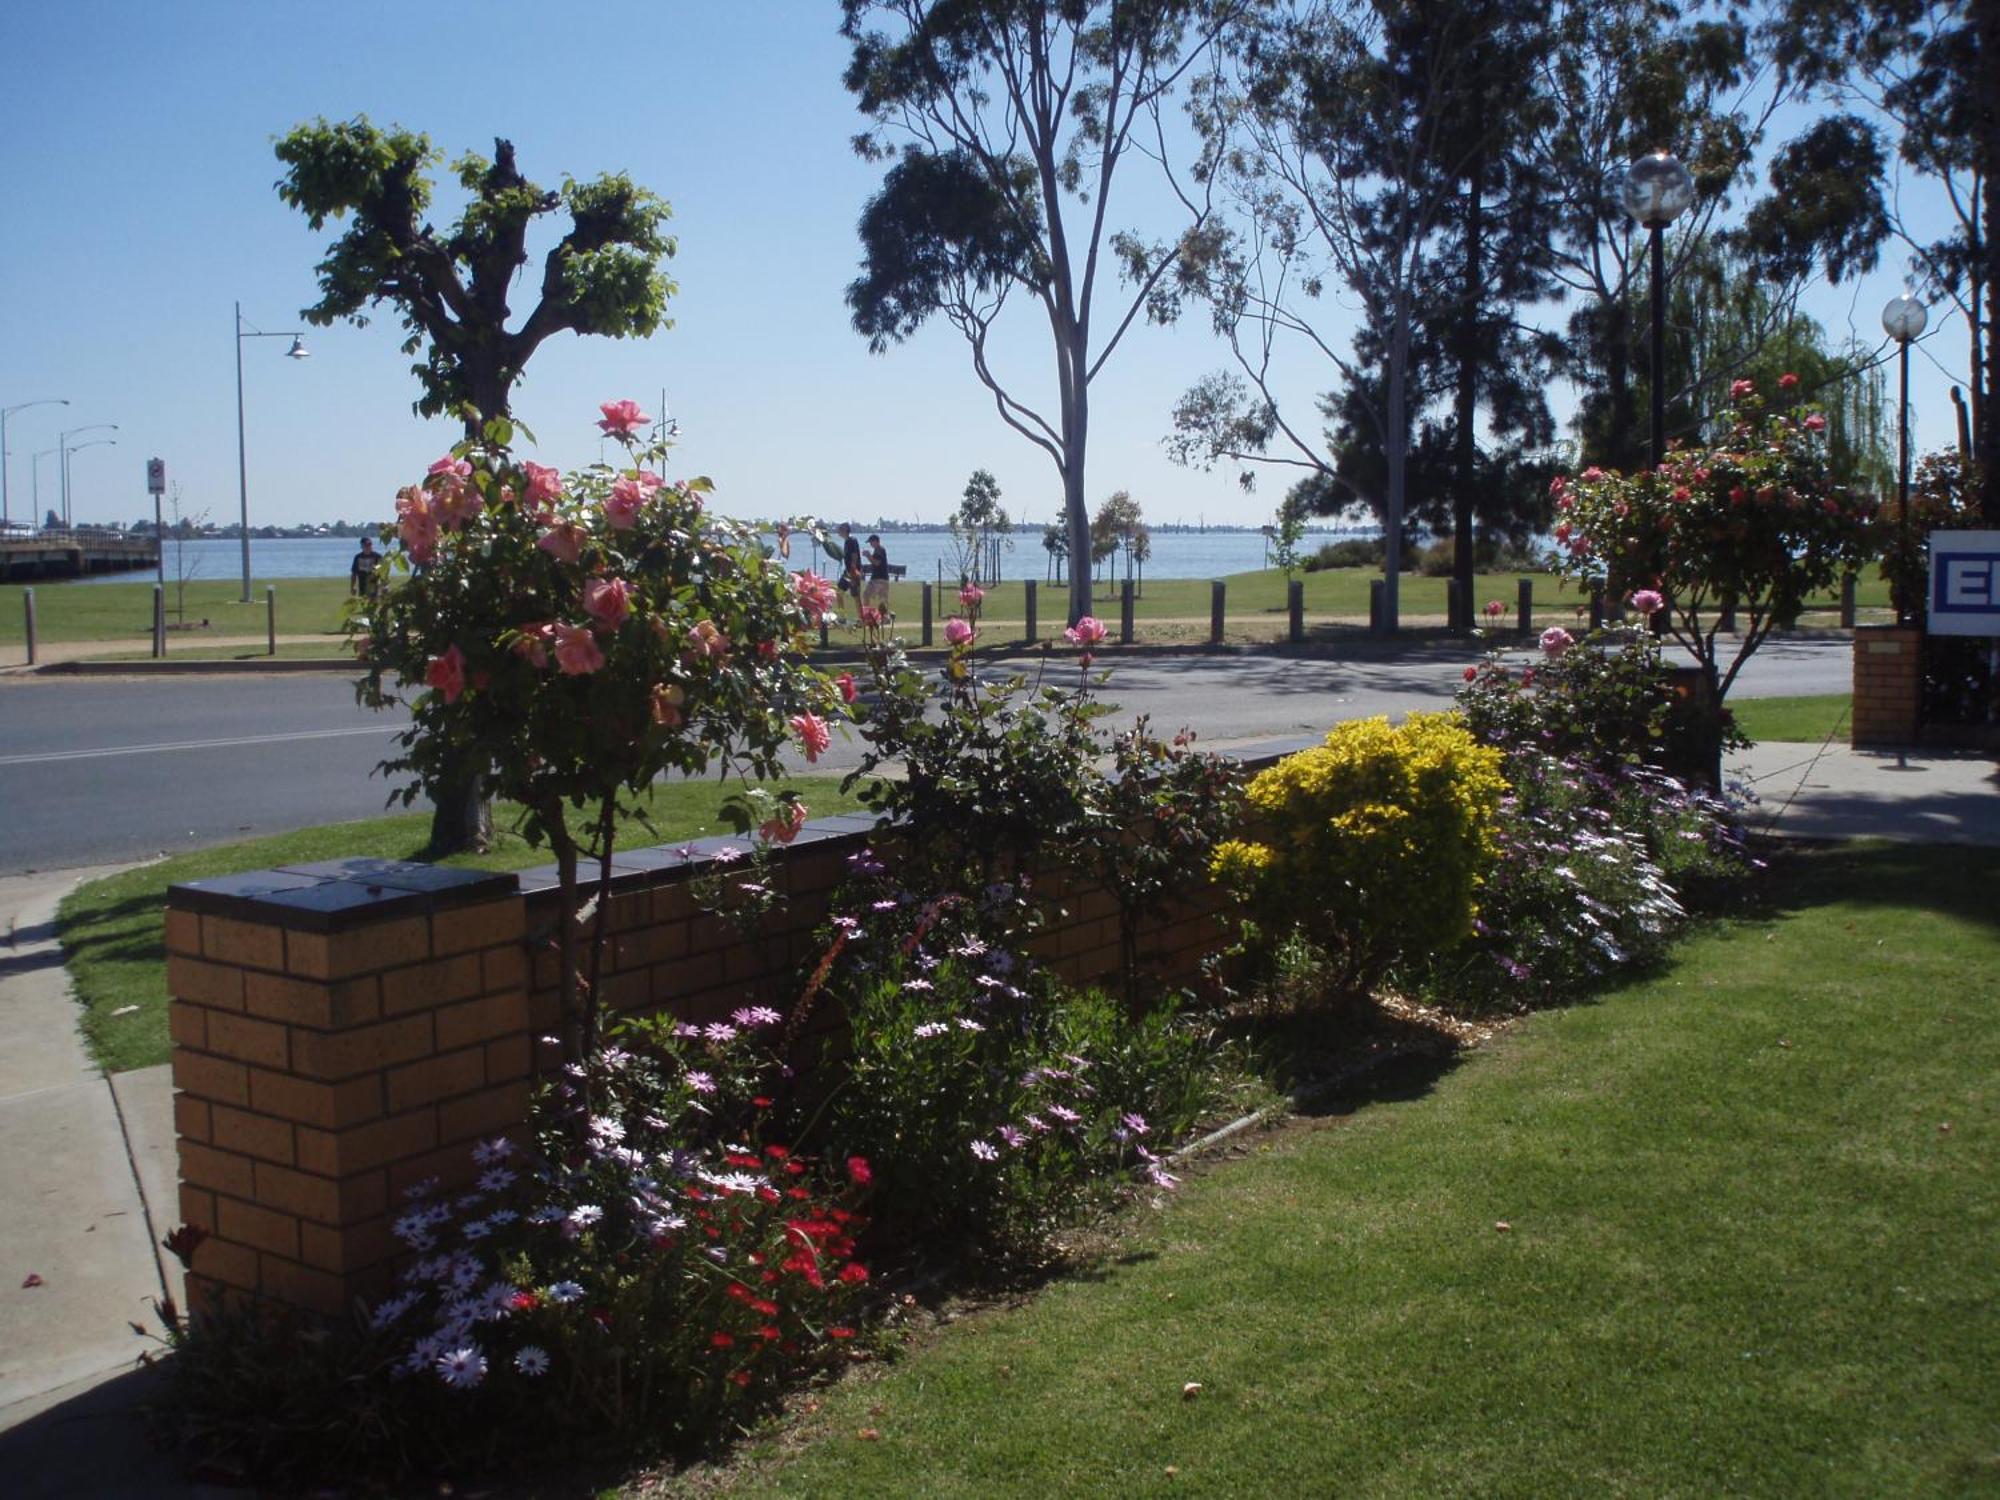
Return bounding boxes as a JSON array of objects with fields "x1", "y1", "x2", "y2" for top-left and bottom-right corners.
[
  {"x1": 62, "y1": 438, "x2": 118, "y2": 528},
  {"x1": 1622, "y1": 152, "x2": 1695, "y2": 469},
  {"x1": 2, "y1": 397, "x2": 70, "y2": 530},
  {"x1": 236, "y1": 303, "x2": 310, "y2": 602},
  {"x1": 59, "y1": 424, "x2": 119, "y2": 529},
  {"x1": 31, "y1": 447, "x2": 59, "y2": 527},
  {"x1": 1883, "y1": 293, "x2": 1928, "y2": 622}
]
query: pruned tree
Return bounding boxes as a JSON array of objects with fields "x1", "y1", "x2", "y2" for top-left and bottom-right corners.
[
  {"x1": 840, "y1": 0, "x2": 1249, "y2": 627},
  {"x1": 275, "y1": 118, "x2": 677, "y2": 853},
  {"x1": 275, "y1": 118, "x2": 676, "y2": 438}
]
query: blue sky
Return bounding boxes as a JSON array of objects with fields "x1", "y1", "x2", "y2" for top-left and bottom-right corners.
[{"x1": 0, "y1": 2, "x2": 1969, "y2": 533}]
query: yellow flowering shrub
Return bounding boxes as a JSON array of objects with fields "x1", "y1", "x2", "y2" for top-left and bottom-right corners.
[{"x1": 1210, "y1": 714, "x2": 1506, "y2": 994}]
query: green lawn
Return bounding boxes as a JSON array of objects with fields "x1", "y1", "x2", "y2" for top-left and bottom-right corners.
[
  {"x1": 1733, "y1": 693, "x2": 1853, "y2": 744},
  {"x1": 679, "y1": 842, "x2": 2000, "y2": 1499},
  {"x1": 1, "y1": 576, "x2": 356, "y2": 645},
  {"x1": 9, "y1": 568, "x2": 1886, "y2": 658},
  {"x1": 59, "y1": 776, "x2": 873, "y2": 1074}
]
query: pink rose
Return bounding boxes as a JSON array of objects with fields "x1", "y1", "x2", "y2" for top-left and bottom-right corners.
[
  {"x1": 1629, "y1": 589, "x2": 1665, "y2": 616},
  {"x1": 958, "y1": 584, "x2": 985, "y2": 610},
  {"x1": 604, "y1": 475, "x2": 649, "y2": 530},
  {"x1": 794, "y1": 570, "x2": 838, "y2": 625},
  {"x1": 1549, "y1": 475, "x2": 1567, "y2": 497},
  {"x1": 597, "y1": 399, "x2": 651, "y2": 439},
  {"x1": 836, "y1": 672, "x2": 857, "y2": 704},
  {"x1": 791, "y1": 711, "x2": 831, "y2": 763},
  {"x1": 1579, "y1": 467, "x2": 1606, "y2": 483},
  {"x1": 944, "y1": 617, "x2": 975, "y2": 647},
  {"x1": 396, "y1": 487, "x2": 438, "y2": 565},
  {"x1": 1539, "y1": 626, "x2": 1574, "y2": 658},
  {"x1": 651, "y1": 682, "x2": 685, "y2": 728},
  {"x1": 537, "y1": 522, "x2": 587, "y2": 565},
  {"x1": 1778, "y1": 372, "x2": 1800, "y2": 391},
  {"x1": 685, "y1": 619, "x2": 730, "y2": 662},
  {"x1": 511, "y1": 623, "x2": 554, "y2": 669},
  {"x1": 1483, "y1": 599, "x2": 1505, "y2": 619},
  {"x1": 427, "y1": 455, "x2": 471, "y2": 480},
  {"x1": 1730, "y1": 378, "x2": 1756, "y2": 400},
  {"x1": 859, "y1": 604, "x2": 884, "y2": 629},
  {"x1": 425, "y1": 644, "x2": 467, "y2": 704},
  {"x1": 1064, "y1": 615, "x2": 1107, "y2": 648},
  {"x1": 1803, "y1": 413, "x2": 1827, "y2": 432},
  {"x1": 521, "y1": 461, "x2": 563, "y2": 518},
  {"x1": 432, "y1": 479, "x2": 481, "y2": 531},
  {"x1": 583, "y1": 576, "x2": 632, "y2": 631},
  {"x1": 759, "y1": 801, "x2": 809, "y2": 845},
  {"x1": 553, "y1": 622, "x2": 605, "y2": 675}
]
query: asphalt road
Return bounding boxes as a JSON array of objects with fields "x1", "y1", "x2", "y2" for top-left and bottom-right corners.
[{"x1": 0, "y1": 636, "x2": 1855, "y2": 875}]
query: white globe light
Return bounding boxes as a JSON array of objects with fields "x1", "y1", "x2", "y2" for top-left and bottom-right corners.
[
  {"x1": 1881, "y1": 295, "x2": 1927, "y2": 343},
  {"x1": 1620, "y1": 152, "x2": 1695, "y2": 228}
]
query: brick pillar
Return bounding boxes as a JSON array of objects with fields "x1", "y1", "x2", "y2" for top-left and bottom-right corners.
[
  {"x1": 1851, "y1": 624, "x2": 1923, "y2": 747},
  {"x1": 166, "y1": 860, "x2": 527, "y2": 1318}
]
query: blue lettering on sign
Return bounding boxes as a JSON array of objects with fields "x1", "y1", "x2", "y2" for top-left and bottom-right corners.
[{"x1": 1933, "y1": 552, "x2": 2000, "y2": 614}]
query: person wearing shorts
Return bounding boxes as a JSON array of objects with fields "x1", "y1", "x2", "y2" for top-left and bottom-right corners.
[{"x1": 864, "y1": 534, "x2": 891, "y2": 614}]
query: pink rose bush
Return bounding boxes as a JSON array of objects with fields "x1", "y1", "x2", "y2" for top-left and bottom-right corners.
[
  {"x1": 1551, "y1": 378, "x2": 1877, "y2": 699},
  {"x1": 351, "y1": 407, "x2": 843, "y2": 1059}
]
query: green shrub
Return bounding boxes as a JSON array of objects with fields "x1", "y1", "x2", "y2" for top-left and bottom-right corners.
[
  {"x1": 812, "y1": 885, "x2": 1211, "y2": 1259},
  {"x1": 1303, "y1": 537, "x2": 1385, "y2": 571},
  {"x1": 1211, "y1": 714, "x2": 1507, "y2": 996}
]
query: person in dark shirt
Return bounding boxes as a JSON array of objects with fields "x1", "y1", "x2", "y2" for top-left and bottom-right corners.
[
  {"x1": 836, "y1": 523, "x2": 864, "y2": 596},
  {"x1": 349, "y1": 536, "x2": 381, "y2": 595}
]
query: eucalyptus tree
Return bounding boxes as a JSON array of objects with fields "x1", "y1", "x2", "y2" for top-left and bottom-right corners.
[
  {"x1": 840, "y1": 0, "x2": 1252, "y2": 627},
  {"x1": 1167, "y1": 0, "x2": 1531, "y2": 628},
  {"x1": 1765, "y1": 0, "x2": 1994, "y2": 515}
]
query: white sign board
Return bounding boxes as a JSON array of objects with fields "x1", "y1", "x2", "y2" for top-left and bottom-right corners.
[{"x1": 1929, "y1": 530, "x2": 2000, "y2": 637}]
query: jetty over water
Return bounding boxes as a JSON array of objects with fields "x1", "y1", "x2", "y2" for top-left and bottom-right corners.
[{"x1": 0, "y1": 526, "x2": 159, "y2": 581}]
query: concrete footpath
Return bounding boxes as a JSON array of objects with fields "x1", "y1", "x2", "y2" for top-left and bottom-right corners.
[
  {"x1": 0, "y1": 868, "x2": 212, "y2": 1497},
  {"x1": 0, "y1": 740, "x2": 1991, "y2": 1495}
]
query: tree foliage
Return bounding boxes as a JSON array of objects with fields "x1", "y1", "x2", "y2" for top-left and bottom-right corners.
[
  {"x1": 275, "y1": 118, "x2": 677, "y2": 433},
  {"x1": 840, "y1": 0, "x2": 1246, "y2": 625}
]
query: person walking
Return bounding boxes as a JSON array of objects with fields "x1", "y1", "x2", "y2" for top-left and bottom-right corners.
[{"x1": 864, "y1": 533, "x2": 891, "y2": 613}]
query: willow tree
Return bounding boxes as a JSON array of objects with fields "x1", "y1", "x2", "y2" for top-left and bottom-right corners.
[
  {"x1": 275, "y1": 118, "x2": 677, "y2": 852},
  {"x1": 840, "y1": 1, "x2": 1250, "y2": 627}
]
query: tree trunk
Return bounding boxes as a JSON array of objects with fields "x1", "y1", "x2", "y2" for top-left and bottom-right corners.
[
  {"x1": 1064, "y1": 393, "x2": 1093, "y2": 628},
  {"x1": 1452, "y1": 161, "x2": 1485, "y2": 627},
  {"x1": 1382, "y1": 298, "x2": 1413, "y2": 633},
  {"x1": 1602, "y1": 295, "x2": 1637, "y2": 473},
  {"x1": 428, "y1": 776, "x2": 492, "y2": 857},
  {"x1": 426, "y1": 381, "x2": 505, "y2": 856},
  {"x1": 1981, "y1": 0, "x2": 1998, "y2": 520}
]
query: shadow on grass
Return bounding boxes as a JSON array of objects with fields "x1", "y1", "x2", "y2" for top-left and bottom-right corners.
[{"x1": 1734, "y1": 838, "x2": 2000, "y2": 940}]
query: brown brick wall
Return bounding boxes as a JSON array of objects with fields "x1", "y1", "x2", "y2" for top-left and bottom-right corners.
[
  {"x1": 1851, "y1": 625, "x2": 1922, "y2": 747},
  {"x1": 170, "y1": 746, "x2": 1306, "y2": 1322}
]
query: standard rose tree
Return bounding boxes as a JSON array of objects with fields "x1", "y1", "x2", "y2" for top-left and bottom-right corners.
[
  {"x1": 1553, "y1": 377, "x2": 1878, "y2": 704},
  {"x1": 353, "y1": 403, "x2": 843, "y2": 1060}
]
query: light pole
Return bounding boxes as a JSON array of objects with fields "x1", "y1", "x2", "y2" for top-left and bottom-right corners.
[
  {"x1": 1621, "y1": 152, "x2": 1695, "y2": 470},
  {"x1": 1883, "y1": 293, "x2": 1928, "y2": 623},
  {"x1": 2, "y1": 398, "x2": 70, "y2": 530},
  {"x1": 62, "y1": 438, "x2": 118, "y2": 527},
  {"x1": 32, "y1": 448, "x2": 58, "y2": 524},
  {"x1": 235, "y1": 302, "x2": 310, "y2": 602},
  {"x1": 59, "y1": 424, "x2": 119, "y2": 528}
]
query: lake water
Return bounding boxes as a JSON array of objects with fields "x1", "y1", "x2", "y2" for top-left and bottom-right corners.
[{"x1": 75, "y1": 527, "x2": 1379, "y2": 587}]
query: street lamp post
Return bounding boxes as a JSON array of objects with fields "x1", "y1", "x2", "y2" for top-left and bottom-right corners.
[
  {"x1": 62, "y1": 438, "x2": 118, "y2": 527},
  {"x1": 235, "y1": 302, "x2": 310, "y2": 602},
  {"x1": 32, "y1": 448, "x2": 58, "y2": 523},
  {"x1": 1621, "y1": 152, "x2": 1695, "y2": 470},
  {"x1": 59, "y1": 424, "x2": 119, "y2": 528},
  {"x1": 1882, "y1": 293, "x2": 1928, "y2": 623},
  {"x1": 2, "y1": 398, "x2": 70, "y2": 530}
]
